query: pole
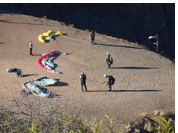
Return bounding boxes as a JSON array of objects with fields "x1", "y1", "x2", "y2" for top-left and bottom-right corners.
[
  {"x1": 148, "y1": 34, "x2": 158, "y2": 53},
  {"x1": 156, "y1": 34, "x2": 158, "y2": 53}
]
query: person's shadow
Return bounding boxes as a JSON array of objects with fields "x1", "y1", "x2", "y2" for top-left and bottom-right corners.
[
  {"x1": 23, "y1": 74, "x2": 38, "y2": 77},
  {"x1": 112, "y1": 89, "x2": 162, "y2": 92},
  {"x1": 110, "y1": 66, "x2": 158, "y2": 70},
  {"x1": 87, "y1": 89, "x2": 162, "y2": 92},
  {"x1": 33, "y1": 54, "x2": 42, "y2": 56},
  {"x1": 94, "y1": 43, "x2": 144, "y2": 50}
]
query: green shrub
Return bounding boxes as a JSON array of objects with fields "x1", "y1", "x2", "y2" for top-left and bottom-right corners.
[
  {"x1": 58, "y1": 113, "x2": 91, "y2": 132},
  {"x1": 89, "y1": 117, "x2": 102, "y2": 133},
  {"x1": 0, "y1": 106, "x2": 122, "y2": 133},
  {"x1": 1, "y1": 105, "x2": 175, "y2": 133},
  {"x1": 154, "y1": 116, "x2": 174, "y2": 133},
  {"x1": 29, "y1": 122, "x2": 39, "y2": 133},
  {"x1": 105, "y1": 114, "x2": 120, "y2": 133},
  {"x1": 42, "y1": 16, "x2": 47, "y2": 19},
  {"x1": 85, "y1": 29, "x2": 91, "y2": 32},
  {"x1": 0, "y1": 108, "x2": 28, "y2": 132},
  {"x1": 69, "y1": 24, "x2": 74, "y2": 28}
]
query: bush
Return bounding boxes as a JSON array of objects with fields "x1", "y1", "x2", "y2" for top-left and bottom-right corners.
[
  {"x1": 0, "y1": 106, "x2": 121, "y2": 133},
  {"x1": 69, "y1": 24, "x2": 74, "y2": 28},
  {"x1": 42, "y1": 16, "x2": 47, "y2": 19},
  {"x1": 0, "y1": 107, "x2": 29, "y2": 132},
  {"x1": 154, "y1": 116, "x2": 175, "y2": 133},
  {"x1": 0, "y1": 104, "x2": 174, "y2": 133},
  {"x1": 85, "y1": 29, "x2": 91, "y2": 32},
  {"x1": 0, "y1": 106, "x2": 91, "y2": 132}
]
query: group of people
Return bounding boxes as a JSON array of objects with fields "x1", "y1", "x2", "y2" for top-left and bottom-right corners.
[
  {"x1": 80, "y1": 53, "x2": 115, "y2": 92},
  {"x1": 28, "y1": 31, "x2": 115, "y2": 92},
  {"x1": 80, "y1": 30, "x2": 115, "y2": 92}
]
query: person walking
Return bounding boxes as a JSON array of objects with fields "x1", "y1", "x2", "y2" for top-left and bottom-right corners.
[
  {"x1": 106, "y1": 52, "x2": 113, "y2": 68},
  {"x1": 104, "y1": 74, "x2": 115, "y2": 91},
  {"x1": 29, "y1": 41, "x2": 33, "y2": 56},
  {"x1": 89, "y1": 30, "x2": 95, "y2": 44},
  {"x1": 80, "y1": 72, "x2": 88, "y2": 92}
]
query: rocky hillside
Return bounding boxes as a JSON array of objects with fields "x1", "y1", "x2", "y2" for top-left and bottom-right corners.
[{"x1": 0, "y1": 3, "x2": 175, "y2": 60}]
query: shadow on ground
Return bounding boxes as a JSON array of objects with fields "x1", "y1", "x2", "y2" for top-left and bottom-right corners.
[
  {"x1": 51, "y1": 81, "x2": 69, "y2": 87},
  {"x1": 113, "y1": 90, "x2": 162, "y2": 92},
  {"x1": 94, "y1": 43, "x2": 144, "y2": 50},
  {"x1": 0, "y1": 19, "x2": 54, "y2": 26},
  {"x1": 87, "y1": 90, "x2": 162, "y2": 92},
  {"x1": 32, "y1": 54, "x2": 42, "y2": 56},
  {"x1": 23, "y1": 74, "x2": 38, "y2": 77},
  {"x1": 110, "y1": 66, "x2": 158, "y2": 69}
]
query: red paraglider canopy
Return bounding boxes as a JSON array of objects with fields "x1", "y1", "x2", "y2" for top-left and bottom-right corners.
[{"x1": 36, "y1": 50, "x2": 61, "y2": 72}]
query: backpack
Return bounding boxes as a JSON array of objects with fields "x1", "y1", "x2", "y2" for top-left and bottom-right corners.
[
  {"x1": 109, "y1": 76, "x2": 115, "y2": 85},
  {"x1": 106, "y1": 57, "x2": 113, "y2": 65},
  {"x1": 110, "y1": 57, "x2": 113, "y2": 64},
  {"x1": 81, "y1": 74, "x2": 86, "y2": 83}
]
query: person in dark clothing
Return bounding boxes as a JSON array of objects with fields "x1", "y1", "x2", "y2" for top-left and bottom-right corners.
[
  {"x1": 80, "y1": 72, "x2": 87, "y2": 92},
  {"x1": 106, "y1": 52, "x2": 113, "y2": 68},
  {"x1": 148, "y1": 34, "x2": 159, "y2": 52},
  {"x1": 90, "y1": 30, "x2": 95, "y2": 44},
  {"x1": 104, "y1": 74, "x2": 115, "y2": 91},
  {"x1": 16, "y1": 69, "x2": 23, "y2": 77}
]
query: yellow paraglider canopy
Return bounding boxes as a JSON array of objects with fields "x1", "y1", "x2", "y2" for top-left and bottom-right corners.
[{"x1": 38, "y1": 30, "x2": 62, "y2": 43}]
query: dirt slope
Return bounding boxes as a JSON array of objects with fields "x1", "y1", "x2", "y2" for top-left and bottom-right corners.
[{"x1": 0, "y1": 12, "x2": 175, "y2": 131}]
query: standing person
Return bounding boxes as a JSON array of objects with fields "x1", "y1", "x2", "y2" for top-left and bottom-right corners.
[
  {"x1": 80, "y1": 72, "x2": 88, "y2": 92},
  {"x1": 106, "y1": 52, "x2": 113, "y2": 68},
  {"x1": 148, "y1": 34, "x2": 159, "y2": 52},
  {"x1": 104, "y1": 74, "x2": 115, "y2": 91},
  {"x1": 29, "y1": 41, "x2": 33, "y2": 56},
  {"x1": 90, "y1": 30, "x2": 95, "y2": 44}
]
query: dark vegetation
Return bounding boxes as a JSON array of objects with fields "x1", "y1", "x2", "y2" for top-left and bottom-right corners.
[{"x1": 0, "y1": 3, "x2": 175, "y2": 60}]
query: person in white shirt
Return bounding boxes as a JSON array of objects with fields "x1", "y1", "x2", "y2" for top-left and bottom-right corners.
[{"x1": 29, "y1": 41, "x2": 33, "y2": 56}]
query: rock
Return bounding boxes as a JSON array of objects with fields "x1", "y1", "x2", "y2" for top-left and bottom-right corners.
[
  {"x1": 144, "y1": 120, "x2": 154, "y2": 132},
  {"x1": 154, "y1": 110, "x2": 160, "y2": 116},
  {"x1": 160, "y1": 111, "x2": 165, "y2": 116},
  {"x1": 134, "y1": 128, "x2": 140, "y2": 133},
  {"x1": 125, "y1": 124, "x2": 131, "y2": 131}
]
